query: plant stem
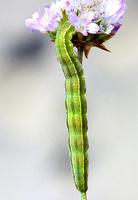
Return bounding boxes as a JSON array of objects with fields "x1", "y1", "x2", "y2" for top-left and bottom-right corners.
[{"x1": 77, "y1": 47, "x2": 83, "y2": 64}]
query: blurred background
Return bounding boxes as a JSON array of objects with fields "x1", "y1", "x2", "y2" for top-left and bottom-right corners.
[{"x1": 0, "y1": 0, "x2": 137, "y2": 199}]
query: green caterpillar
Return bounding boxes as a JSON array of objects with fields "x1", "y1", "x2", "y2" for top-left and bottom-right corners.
[{"x1": 56, "y1": 20, "x2": 89, "y2": 200}]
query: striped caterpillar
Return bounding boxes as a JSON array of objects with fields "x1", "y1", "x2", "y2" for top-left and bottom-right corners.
[
  {"x1": 56, "y1": 20, "x2": 89, "y2": 200},
  {"x1": 25, "y1": 1, "x2": 126, "y2": 199}
]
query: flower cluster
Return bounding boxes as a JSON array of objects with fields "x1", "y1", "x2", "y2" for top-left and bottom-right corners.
[{"x1": 26, "y1": 0, "x2": 127, "y2": 36}]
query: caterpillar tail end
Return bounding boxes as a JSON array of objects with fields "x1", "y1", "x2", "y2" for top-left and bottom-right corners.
[{"x1": 81, "y1": 192, "x2": 87, "y2": 200}]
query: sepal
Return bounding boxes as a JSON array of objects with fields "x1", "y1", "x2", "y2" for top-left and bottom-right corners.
[{"x1": 72, "y1": 32, "x2": 114, "y2": 58}]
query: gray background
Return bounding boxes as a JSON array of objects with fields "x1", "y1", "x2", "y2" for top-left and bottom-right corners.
[{"x1": 0, "y1": 0, "x2": 137, "y2": 199}]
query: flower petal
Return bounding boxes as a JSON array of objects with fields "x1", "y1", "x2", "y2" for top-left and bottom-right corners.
[{"x1": 88, "y1": 23, "x2": 99, "y2": 34}]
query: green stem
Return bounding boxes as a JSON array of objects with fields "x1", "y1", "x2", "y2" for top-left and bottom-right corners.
[
  {"x1": 77, "y1": 47, "x2": 83, "y2": 64},
  {"x1": 81, "y1": 192, "x2": 87, "y2": 200}
]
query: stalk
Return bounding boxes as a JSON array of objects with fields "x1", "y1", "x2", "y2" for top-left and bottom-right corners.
[{"x1": 77, "y1": 47, "x2": 83, "y2": 64}]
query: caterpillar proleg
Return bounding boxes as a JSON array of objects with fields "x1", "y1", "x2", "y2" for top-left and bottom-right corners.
[{"x1": 56, "y1": 21, "x2": 89, "y2": 200}]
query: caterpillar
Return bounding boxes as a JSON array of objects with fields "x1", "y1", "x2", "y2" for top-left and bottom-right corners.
[{"x1": 56, "y1": 20, "x2": 89, "y2": 200}]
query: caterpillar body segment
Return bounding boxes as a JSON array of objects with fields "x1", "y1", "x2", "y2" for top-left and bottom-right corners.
[{"x1": 56, "y1": 20, "x2": 89, "y2": 199}]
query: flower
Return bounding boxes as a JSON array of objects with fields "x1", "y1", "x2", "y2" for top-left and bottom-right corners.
[
  {"x1": 69, "y1": 12, "x2": 99, "y2": 36},
  {"x1": 104, "y1": 0, "x2": 127, "y2": 23},
  {"x1": 25, "y1": 3, "x2": 63, "y2": 33},
  {"x1": 25, "y1": 12, "x2": 46, "y2": 33},
  {"x1": 26, "y1": 0, "x2": 127, "y2": 36}
]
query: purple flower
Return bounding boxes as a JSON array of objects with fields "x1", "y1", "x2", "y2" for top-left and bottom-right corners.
[
  {"x1": 69, "y1": 12, "x2": 99, "y2": 35},
  {"x1": 69, "y1": 13, "x2": 89, "y2": 36},
  {"x1": 25, "y1": 12, "x2": 46, "y2": 33},
  {"x1": 111, "y1": 23, "x2": 122, "y2": 34},
  {"x1": 25, "y1": 0, "x2": 127, "y2": 35},
  {"x1": 25, "y1": 3, "x2": 62, "y2": 33},
  {"x1": 105, "y1": 0, "x2": 127, "y2": 24}
]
